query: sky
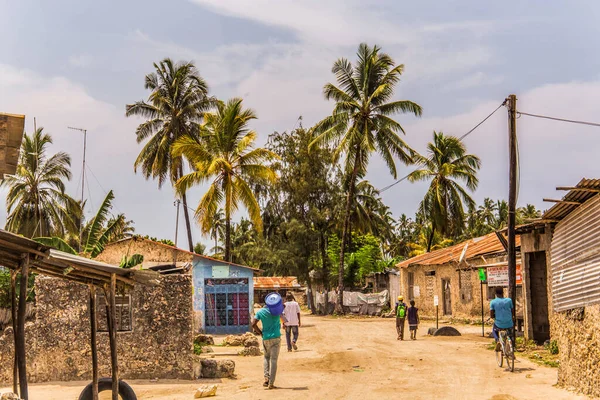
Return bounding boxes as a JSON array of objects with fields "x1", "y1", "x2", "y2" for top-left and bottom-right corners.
[{"x1": 1, "y1": 0, "x2": 600, "y2": 247}]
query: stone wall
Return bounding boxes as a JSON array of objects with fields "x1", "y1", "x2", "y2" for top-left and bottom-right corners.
[
  {"x1": 550, "y1": 304, "x2": 600, "y2": 398},
  {"x1": 95, "y1": 238, "x2": 194, "y2": 266},
  {"x1": 0, "y1": 274, "x2": 195, "y2": 385}
]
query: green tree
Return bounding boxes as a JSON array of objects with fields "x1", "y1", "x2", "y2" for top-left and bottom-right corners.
[
  {"x1": 209, "y1": 209, "x2": 225, "y2": 256},
  {"x1": 312, "y1": 43, "x2": 422, "y2": 312},
  {"x1": 173, "y1": 98, "x2": 277, "y2": 262},
  {"x1": 408, "y1": 131, "x2": 480, "y2": 252},
  {"x1": 2, "y1": 128, "x2": 78, "y2": 238},
  {"x1": 126, "y1": 58, "x2": 215, "y2": 252},
  {"x1": 194, "y1": 242, "x2": 206, "y2": 255}
]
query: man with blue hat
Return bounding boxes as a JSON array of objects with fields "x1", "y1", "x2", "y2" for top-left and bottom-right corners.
[{"x1": 252, "y1": 292, "x2": 285, "y2": 389}]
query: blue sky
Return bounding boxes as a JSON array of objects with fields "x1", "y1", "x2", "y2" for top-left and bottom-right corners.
[{"x1": 1, "y1": 0, "x2": 600, "y2": 247}]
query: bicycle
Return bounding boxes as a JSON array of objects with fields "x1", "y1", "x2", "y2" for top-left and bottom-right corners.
[{"x1": 495, "y1": 328, "x2": 515, "y2": 372}]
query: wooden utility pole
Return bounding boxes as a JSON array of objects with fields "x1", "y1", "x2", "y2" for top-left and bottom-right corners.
[
  {"x1": 507, "y1": 94, "x2": 518, "y2": 341},
  {"x1": 107, "y1": 274, "x2": 119, "y2": 400}
]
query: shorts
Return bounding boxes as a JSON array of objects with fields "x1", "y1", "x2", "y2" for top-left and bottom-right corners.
[{"x1": 409, "y1": 325, "x2": 418, "y2": 331}]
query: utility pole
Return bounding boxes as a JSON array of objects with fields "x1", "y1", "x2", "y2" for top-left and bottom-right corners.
[
  {"x1": 174, "y1": 200, "x2": 181, "y2": 248},
  {"x1": 68, "y1": 126, "x2": 87, "y2": 252},
  {"x1": 507, "y1": 94, "x2": 518, "y2": 342}
]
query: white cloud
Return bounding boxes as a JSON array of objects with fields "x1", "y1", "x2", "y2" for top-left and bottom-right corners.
[
  {"x1": 442, "y1": 72, "x2": 504, "y2": 91},
  {"x1": 68, "y1": 54, "x2": 92, "y2": 68}
]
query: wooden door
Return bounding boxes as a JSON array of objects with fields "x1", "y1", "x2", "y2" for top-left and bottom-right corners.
[{"x1": 442, "y1": 279, "x2": 452, "y2": 315}]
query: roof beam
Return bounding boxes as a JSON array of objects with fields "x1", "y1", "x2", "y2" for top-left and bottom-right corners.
[
  {"x1": 543, "y1": 198, "x2": 582, "y2": 205},
  {"x1": 556, "y1": 186, "x2": 600, "y2": 193}
]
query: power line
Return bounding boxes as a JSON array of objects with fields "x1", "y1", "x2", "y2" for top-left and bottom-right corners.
[
  {"x1": 380, "y1": 101, "x2": 507, "y2": 193},
  {"x1": 517, "y1": 111, "x2": 600, "y2": 128}
]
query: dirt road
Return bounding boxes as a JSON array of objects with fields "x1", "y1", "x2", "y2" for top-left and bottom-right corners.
[{"x1": 1, "y1": 314, "x2": 585, "y2": 400}]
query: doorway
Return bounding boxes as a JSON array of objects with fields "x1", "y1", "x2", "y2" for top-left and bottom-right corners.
[
  {"x1": 528, "y1": 251, "x2": 550, "y2": 343},
  {"x1": 442, "y1": 279, "x2": 452, "y2": 315},
  {"x1": 204, "y1": 278, "x2": 250, "y2": 334}
]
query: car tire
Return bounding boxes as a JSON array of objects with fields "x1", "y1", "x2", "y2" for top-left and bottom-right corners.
[{"x1": 78, "y1": 377, "x2": 137, "y2": 400}]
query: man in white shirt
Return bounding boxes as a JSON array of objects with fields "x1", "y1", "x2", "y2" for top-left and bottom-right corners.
[{"x1": 282, "y1": 292, "x2": 301, "y2": 352}]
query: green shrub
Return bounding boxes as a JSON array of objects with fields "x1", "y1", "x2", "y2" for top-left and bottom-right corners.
[
  {"x1": 193, "y1": 342, "x2": 204, "y2": 355},
  {"x1": 547, "y1": 339, "x2": 559, "y2": 355}
]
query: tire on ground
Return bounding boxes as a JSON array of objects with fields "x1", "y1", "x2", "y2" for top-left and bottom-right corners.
[
  {"x1": 432, "y1": 326, "x2": 461, "y2": 336},
  {"x1": 78, "y1": 377, "x2": 137, "y2": 400}
]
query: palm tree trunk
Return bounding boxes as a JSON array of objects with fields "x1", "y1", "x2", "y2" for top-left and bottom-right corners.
[
  {"x1": 336, "y1": 152, "x2": 360, "y2": 314},
  {"x1": 426, "y1": 226, "x2": 435, "y2": 253},
  {"x1": 225, "y1": 188, "x2": 232, "y2": 262}
]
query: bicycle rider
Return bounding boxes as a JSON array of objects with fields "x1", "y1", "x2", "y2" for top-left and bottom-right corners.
[{"x1": 490, "y1": 286, "x2": 514, "y2": 351}]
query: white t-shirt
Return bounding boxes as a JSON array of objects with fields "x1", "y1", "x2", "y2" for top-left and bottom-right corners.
[{"x1": 283, "y1": 301, "x2": 301, "y2": 326}]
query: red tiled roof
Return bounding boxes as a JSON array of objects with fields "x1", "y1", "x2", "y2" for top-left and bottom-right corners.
[
  {"x1": 253, "y1": 276, "x2": 303, "y2": 289},
  {"x1": 396, "y1": 231, "x2": 520, "y2": 269}
]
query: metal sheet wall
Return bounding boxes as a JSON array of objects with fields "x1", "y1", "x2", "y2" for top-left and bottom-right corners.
[{"x1": 551, "y1": 194, "x2": 600, "y2": 312}]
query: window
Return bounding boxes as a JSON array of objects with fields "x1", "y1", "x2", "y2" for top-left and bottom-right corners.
[
  {"x1": 408, "y1": 272, "x2": 414, "y2": 300},
  {"x1": 97, "y1": 293, "x2": 133, "y2": 332}
]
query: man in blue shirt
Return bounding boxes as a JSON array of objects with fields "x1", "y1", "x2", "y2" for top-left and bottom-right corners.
[
  {"x1": 490, "y1": 286, "x2": 514, "y2": 351},
  {"x1": 252, "y1": 305, "x2": 284, "y2": 389}
]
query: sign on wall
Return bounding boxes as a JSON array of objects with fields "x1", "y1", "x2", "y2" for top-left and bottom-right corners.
[
  {"x1": 212, "y1": 265, "x2": 230, "y2": 278},
  {"x1": 487, "y1": 264, "x2": 522, "y2": 287},
  {"x1": 433, "y1": 295, "x2": 439, "y2": 307}
]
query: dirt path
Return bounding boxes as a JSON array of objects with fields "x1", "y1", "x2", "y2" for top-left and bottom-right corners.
[{"x1": 1, "y1": 314, "x2": 586, "y2": 400}]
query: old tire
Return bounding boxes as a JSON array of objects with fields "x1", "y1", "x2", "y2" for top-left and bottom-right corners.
[{"x1": 78, "y1": 378, "x2": 137, "y2": 400}]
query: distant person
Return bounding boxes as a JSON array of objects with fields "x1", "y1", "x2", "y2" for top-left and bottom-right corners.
[
  {"x1": 252, "y1": 293, "x2": 285, "y2": 389},
  {"x1": 283, "y1": 292, "x2": 301, "y2": 352},
  {"x1": 395, "y1": 295, "x2": 407, "y2": 340},
  {"x1": 490, "y1": 287, "x2": 514, "y2": 351},
  {"x1": 407, "y1": 300, "x2": 420, "y2": 340}
]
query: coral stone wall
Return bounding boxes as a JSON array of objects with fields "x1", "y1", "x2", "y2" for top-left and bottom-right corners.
[
  {"x1": 0, "y1": 274, "x2": 195, "y2": 385},
  {"x1": 551, "y1": 304, "x2": 600, "y2": 398}
]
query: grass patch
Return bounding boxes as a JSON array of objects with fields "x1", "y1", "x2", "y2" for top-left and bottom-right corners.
[{"x1": 485, "y1": 337, "x2": 560, "y2": 368}]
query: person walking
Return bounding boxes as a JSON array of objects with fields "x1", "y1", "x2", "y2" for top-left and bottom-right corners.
[
  {"x1": 395, "y1": 295, "x2": 407, "y2": 340},
  {"x1": 252, "y1": 293, "x2": 285, "y2": 389},
  {"x1": 407, "y1": 300, "x2": 420, "y2": 340},
  {"x1": 283, "y1": 293, "x2": 301, "y2": 352}
]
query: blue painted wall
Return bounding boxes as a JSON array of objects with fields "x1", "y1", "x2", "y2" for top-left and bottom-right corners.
[{"x1": 192, "y1": 256, "x2": 254, "y2": 334}]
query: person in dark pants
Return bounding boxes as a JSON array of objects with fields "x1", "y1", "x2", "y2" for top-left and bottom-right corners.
[
  {"x1": 407, "y1": 300, "x2": 420, "y2": 340},
  {"x1": 395, "y1": 295, "x2": 407, "y2": 340},
  {"x1": 282, "y1": 292, "x2": 301, "y2": 351}
]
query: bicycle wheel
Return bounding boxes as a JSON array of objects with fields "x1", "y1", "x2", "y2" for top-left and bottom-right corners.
[
  {"x1": 495, "y1": 340, "x2": 504, "y2": 367},
  {"x1": 505, "y1": 338, "x2": 515, "y2": 372}
]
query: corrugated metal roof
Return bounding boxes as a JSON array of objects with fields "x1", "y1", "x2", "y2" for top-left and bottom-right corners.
[
  {"x1": 543, "y1": 178, "x2": 600, "y2": 221},
  {"x1": 396, "y1": 231, "x2": 519, "y2": 269},
  {"x1": 253, "y1": 276, "x2": 303, "y2": 289}
]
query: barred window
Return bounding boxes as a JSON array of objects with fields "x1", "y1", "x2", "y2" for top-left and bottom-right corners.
[{"x1": 97, "y1": 293, "x2": 132, "y2": 332}]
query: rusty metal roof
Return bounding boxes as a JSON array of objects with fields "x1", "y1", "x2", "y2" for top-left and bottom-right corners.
[
  {"x1": 396, "y1": 231, "x2": 520, "y2": 269},
  {"x1": 253, "y1": 276, "x2": 303, "y2": 289},
  {"x1": 543, "y1": 178, "x2": 600, "y2": 221}
]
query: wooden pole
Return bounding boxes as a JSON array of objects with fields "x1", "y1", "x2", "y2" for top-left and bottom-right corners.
[
  {"x1": 107, "y1": 274, "x2": 119, "y2": 400},
  {"x1": 481, "y1": 280, "x2": 485, "y2": 337},
  {"x1": 10, "y1": 270, "x2": 18, "y2": 396},
  {"x1": 89, "y1": 285, "x2": 99, "y2": 400},
  {"x1": 507, "y1": 94, "x2": 518, "y2": 343},
  {"x1": 17, "y1": 254, "x2": 30, "y2": 400}
]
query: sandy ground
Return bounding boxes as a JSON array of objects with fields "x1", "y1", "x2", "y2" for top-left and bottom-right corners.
[{"x1": 1, "y1": 314, "x2": 587, "y2": 400}]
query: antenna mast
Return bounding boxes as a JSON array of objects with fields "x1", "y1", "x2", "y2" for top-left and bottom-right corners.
[{"x1": 68, "y1": 126, "x2": 87, "y2": 252}]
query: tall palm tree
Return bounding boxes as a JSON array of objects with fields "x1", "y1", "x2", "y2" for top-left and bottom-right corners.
[
  {"x1": 2, "y1": 128, "x2": 78, "y2": 238},
  {"x1": 311, "y1": 43, "x2": 422, "y2": 313},
  {"x1": 172, "y1": 98, "x2": 277, "y2": 261},
  {"x1": 210, "y1": 208, "x2": 225, "y2": 256},
  {"x1": 408, "y1": 131, "x2": 481, "y2": 252},
  {"x1": 518, "y1": 204, "x2": 541, "y2": 223},
  {"x1": 125, "y1": 58, "x2": 215, "y2": 252}
]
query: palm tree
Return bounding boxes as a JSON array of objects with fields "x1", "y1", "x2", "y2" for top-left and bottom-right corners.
[
  {"x1": 172, "y1": 98, "x2": 277, "y2": 261},
  {"x1": 311, "y1": 43, "x2": 422, "y2": 313},
  {"x1": 517, "y1": 204, "x2": 541, "y2": 223},
  {"x1": 125, "y1": 58, "x2": 215, "y2": 252},
  {"x1": 35, "y1": 190, "x2": 126, "y2": 257},
  {"x1": 408, "y1": 131, "x2": 481, "y2": 252},
  {"x1": 209, "y1": 209, "x2": 225, "y2": 256},
  {"x1": 2, "y1": 128, "x2": 78, "y2": 238}
]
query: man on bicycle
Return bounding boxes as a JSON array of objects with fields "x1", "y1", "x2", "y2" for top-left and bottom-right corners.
[{"x1": 490, "y1": 286, "x2": 514, "y2": 351}]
